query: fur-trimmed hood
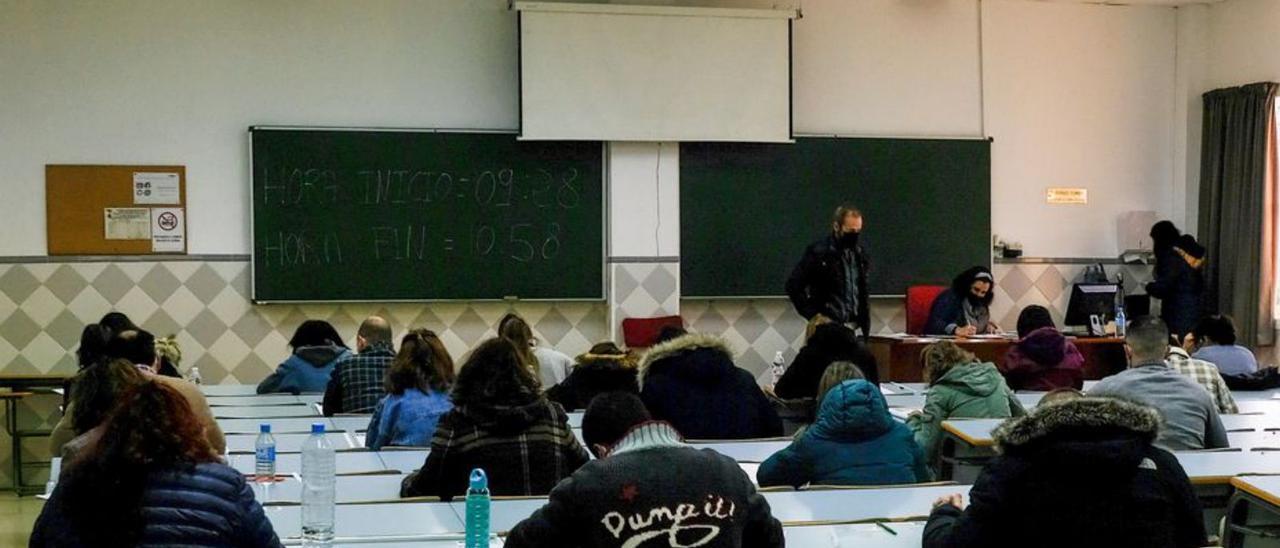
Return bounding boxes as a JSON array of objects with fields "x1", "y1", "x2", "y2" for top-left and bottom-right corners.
[
  {"x1": 638, "y1": 333, "x2": 735, "y2": 384},
  {"x1": 574, "y1": 351, "x2": 637, "y2": 372},
  {"x1": 993, "y1": 397, "x2": 1161, "y2": 453}
]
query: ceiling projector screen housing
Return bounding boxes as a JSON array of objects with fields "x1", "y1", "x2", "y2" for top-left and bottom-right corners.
[{"x1": 515, "y1": 2, "x2": 795, "y2": 142}]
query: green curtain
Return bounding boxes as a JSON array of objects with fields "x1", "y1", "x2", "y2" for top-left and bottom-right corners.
[{"x1": 1198, "y1": 82, "x2": 1278, "y2": 347}]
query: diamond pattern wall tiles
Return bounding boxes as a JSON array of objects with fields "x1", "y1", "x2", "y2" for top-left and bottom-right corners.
[{"x1": 0, "y1": 257, "x2": 1152, "y2": 490}]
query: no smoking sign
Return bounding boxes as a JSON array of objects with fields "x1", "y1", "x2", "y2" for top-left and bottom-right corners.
[
  {"x1": 150, "y1": 208, "x2": 185, "y2": 253},
  {"x1": 157, "y1": 211, "x2": 179, "y2": 231}
]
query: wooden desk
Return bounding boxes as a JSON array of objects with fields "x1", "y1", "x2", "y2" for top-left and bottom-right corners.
[
  {"x1": 1224, "y1": 475, "x2": 1280, "y2": 547},
  {"x1": 867, "y1": 336, "x2": 1126, "y2": 382}
]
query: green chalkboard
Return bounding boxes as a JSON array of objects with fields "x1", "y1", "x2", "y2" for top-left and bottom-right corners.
[
  {"x1": 250, "y1": 128, "x2": 604, "y2": 302},
  {"x1": 680, "y1": 137, "x2": 991, "y2": 297}
]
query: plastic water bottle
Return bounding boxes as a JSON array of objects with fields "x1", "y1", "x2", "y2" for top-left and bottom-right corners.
[
  {"x1": 188, "y1": 367, "x2": 203, "y2": 385},
  {"x1": 254, "y1": 424, "x2": 276, "y2": 483},
  {"x1": 1115, "y1": 306, "x2": 1127, "y2": 338},
  {"x1": 301, "y1": 423, "x2": 335, "y2": 546},
  {"x1": 465, "y1": 469, "x2": 491, "y2": 548},
  {"x1": 770, "y1": 351, "x2": 787, "y2": 385}
]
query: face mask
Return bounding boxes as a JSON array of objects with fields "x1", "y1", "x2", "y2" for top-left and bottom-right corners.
[
  {"x1": 966, "y1": 292, "x2": 987, "y2": 306},
  {"x1": 840, "y1": 231, "x2": 860, "y2": 248}
]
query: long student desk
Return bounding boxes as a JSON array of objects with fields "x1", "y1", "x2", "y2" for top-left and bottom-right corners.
[
  {"x1": 226, "y1": 432, "x2": 358, "y2": 453},
  {"x1": 211, "y1": 405, "x2": 322, "y2": 419},
  {"x1": 228, "y1": 450, "x2": 428, "y2": 476},
  {"x1": 206, "y1": 394, "x2": 317, "y2": 407},
  {"x1": 218, "y1": 416, "x2": 372, "y2": 434},
  {"x1": 938, "y1": 415, "x2": 1280, "y2": 482},
  {"x1": 1224, "y1": 475, "x2": 1280, "y2": 547},
  {"x1": 867, "y1": 335, "x2": 1127, "y2": 382},
  {"x1": 253, "y1": 474, "x2": 409, "y2": 505},
  {"x1": 263, "y1": 484, "x2": 969, "y2": 542}
]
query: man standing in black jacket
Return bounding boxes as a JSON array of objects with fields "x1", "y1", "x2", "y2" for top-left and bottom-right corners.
[
  {"x1": 505, "y1": 392, "x2": 785, "y2": 548},
  {"x1": 786, "y1": 205, "x2": 870, "y2": 335}
]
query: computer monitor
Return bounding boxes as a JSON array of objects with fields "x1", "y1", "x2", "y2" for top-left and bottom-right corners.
[{"x1": 1064, "y1": 283, "x2": 1120, "y2": 328}]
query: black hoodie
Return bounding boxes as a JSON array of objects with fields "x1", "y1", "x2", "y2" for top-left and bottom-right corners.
[
  {"x1": 924, "y1": 398, "x2": 1206, "y2": 548},
  {"x1": 639, "y1": 334, "x2": 783, "y2": 440}
]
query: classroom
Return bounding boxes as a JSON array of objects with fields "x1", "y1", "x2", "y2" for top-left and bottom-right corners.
[{"x1": 3, "y1": 0, "x2": 1280, "y2": 546}]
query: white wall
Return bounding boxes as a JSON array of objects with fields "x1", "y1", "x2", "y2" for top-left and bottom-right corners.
[
  {"x1": 792, "y1": 0, "x2": 983, "y2": 137},
  {"x1": 0, "y1": 0, "x2": 519, "y2": 255},
  {"x1": 1206, "y1": 0, "x2": 1280, "y2": 90},
  {"x1": 1175, "y1": 5, "x2": 1210, "y2": 233},
  {"x1": 607, "y1": 142, "x2": 680, "y2": 257},
  {"x1": 0, "y1": 0, "x2": 1198, "y2": 261},
  {"x1": 982, "y1": 0, "x2": 1177, "y2": 257}
]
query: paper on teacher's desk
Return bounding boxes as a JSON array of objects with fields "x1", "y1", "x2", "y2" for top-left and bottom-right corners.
[{"x1": 104, "y1": 208, "x2": 151, "y2": 239}]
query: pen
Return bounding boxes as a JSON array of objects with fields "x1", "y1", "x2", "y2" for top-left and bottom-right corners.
[{"x1": 876, "y1": 522, "x2": 898, "y2": 536}]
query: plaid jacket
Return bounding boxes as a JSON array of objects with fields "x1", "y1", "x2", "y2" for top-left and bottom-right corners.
[
  {"x1": 1166, "y1": 347, "x2": 1239, "y2": 414},
  {"x1": 322, "y1": 342, "x2": 395, "y2": 415},
  {"x1": 400, "y1": 398, "x2": 589, "y2": 501}
]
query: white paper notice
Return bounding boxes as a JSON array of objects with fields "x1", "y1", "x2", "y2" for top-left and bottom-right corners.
[
  {"x1": 103, "y1": 208, "x2": 151, "y2": 240},
  {"x1": 150, "y1": 208, "x2": 185, "y2": 253},
  {"x1": 133, "y1": 172, "x2": 181, "y2": 204}
]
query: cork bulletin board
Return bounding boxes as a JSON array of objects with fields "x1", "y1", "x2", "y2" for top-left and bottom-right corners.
[{"x1": 46, "y1": 165, "x2": 187, "y2": 255}]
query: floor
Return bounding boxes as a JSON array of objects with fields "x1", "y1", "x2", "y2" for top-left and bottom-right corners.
[{"x1": 0, "y1": 494, "x2": 44, "y2": 545}]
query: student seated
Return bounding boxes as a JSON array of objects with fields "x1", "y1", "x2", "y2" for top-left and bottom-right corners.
[
  {"x1": 400, "y1": 338, "x2": 589, "y2": 500},
  {"x1": 51, "y1": 329, "x2": 226, "y2": 455},
  {"x1": 152, "y1": 335, "x2": 183, "y2": 378},
  {"x1": 1166, "y1": 344, "x2": 1239, "y2": 414},
  {"x1": 50, "y1": 359, "x2": 146, "y2": 459},
  {"x1": 258, "y1": 320, "x2": 350, "y2": 394},
  {"x1": 639, "y1": 332, "x2": 783, "y2": 440},
  {"x1": 922, "y1": 397, "x2": 1207, "y2": 548},
  {"x1": 773, "y1": 323, "x2": 879, "y2": 400},
  {"x1": 32, "y1": 381, "x2": 283, "y2": 547},
  {"x1": 907, "y1": 341, "x2": 1025, "y2": 462},
  {"x1": 757, "y1": 374, "x2": 931, "y2": 488},
  {"x1": 365, "y1": 329, "x2": 455, "y2": 450},
  {"x1": 1088, "y1": 317, "x2": 1227, "y2": 451},
  {"x1": 925, "y1": 266, "x2": 1000, "y2": 336},
  {"x1": 323, "y1": 316, "x2": 395, "y2": 415},
  {"x1": 790, "y1": 361, "x2": 872, "y2": 438},
  {"x1": 545, "y1": 342, "x2": 639, "y2": 411},
  {"x1": 999, "y1": 305, "x2": 1083, "y2": 391},
  {"x1": 500, "y1": 312, "x2": 575, "y2": 388},
  {"x1": 1188, "y1": 314, "x2": 1259, "y2": 377},
  {"x1": 505, "y1": 392, "x2": 785, "y2": 548}
]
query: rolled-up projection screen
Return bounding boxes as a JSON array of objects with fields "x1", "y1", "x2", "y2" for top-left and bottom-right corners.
[{"x1": 515, "y1": 2, "x2": 794, "y2": 142}]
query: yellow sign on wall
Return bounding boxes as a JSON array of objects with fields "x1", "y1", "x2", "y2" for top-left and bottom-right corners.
[{"x1": 1047, "y1": 187, "x2": 1088, "y2": 205}]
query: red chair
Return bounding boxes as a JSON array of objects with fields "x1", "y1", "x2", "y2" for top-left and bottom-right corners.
[
  {"x1": 622, "y1": 315, "x2": 684, "y2": 349},
  {"x1": 906, "y1": 285, "x2": 948, "y2": 335}
]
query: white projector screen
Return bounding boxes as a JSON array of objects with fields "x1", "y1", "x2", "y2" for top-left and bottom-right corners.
[{"x1": 516, "y1": 2, "x2": 794, "y2": 142}]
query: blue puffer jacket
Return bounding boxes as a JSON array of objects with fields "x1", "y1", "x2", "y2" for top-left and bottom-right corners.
[
  {"x1": 31, "y1": 462, "x2": 282, "y2": 547},
  {"x1": 757, "y1": 379, "x2": 932, "y2": 488},
  {"x1": 257, "y1": 345, "x2": 348, "y2": 394}
]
